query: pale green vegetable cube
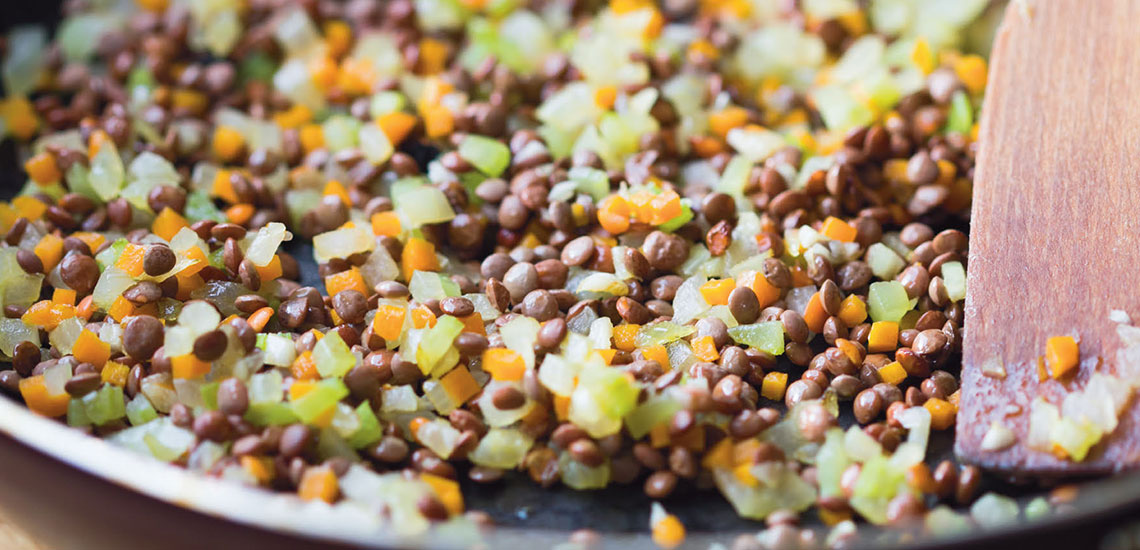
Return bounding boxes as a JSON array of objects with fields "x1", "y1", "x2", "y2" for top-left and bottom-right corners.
[
  {"x1": 559, "y1": 451, "x2": 609, "y2": 490},
  {"x1": 83, "y1": 385, "x2": 126, "y2": 425},
  {"x1": 416, "y1": 315, "x2": 464, "y2": 373},
  {"x1": 290, "y1": 379, "x2": 349, "y2": 424},
  {"x1": 867, "y1": 281, "x2": 911, "y2": 323},
  {"x1": 866, "y1": 243, "x2": 905, "y2": 280},
  {"x1": 313, "y1": 331, "x2": 356, "y2": 378},
  {"x1": 728, "y1": 321, "x2": 785, "y2": 356},
  {"x1": 941, "y1": 261, "x2": 967, "y2": 302},
  {"x1": 459, "y1": 135, "x2": 511, "y2": 176},
  {"x1": 470, "y1": 428, "x2": 534, "y2": 469},
  {"x1": 126, "y1": 394, "x2": 158, "y2": 426}
]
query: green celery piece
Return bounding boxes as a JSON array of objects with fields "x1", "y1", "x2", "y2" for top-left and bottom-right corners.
[
  {"x1": 290, "y1": 379, "x2": 350, "y2": 424},
  {"x1": 200, "y1": 382, "x2": 220, "y2": 410},
  {"x1": 945, "y1": 91, "x2": 973, "y2": 135},
  {"x1": 95, "y1": 238, "x2": 128, "y2": 272},
  {"x1": 728, "y1": 321, "x2": 785, "y2": 356},
  {"x1": 185, "y1": 191, "x2": 227, "y2": 223},
  {"x1": 245, "y1": 402, "x2": 299, "y2": 426},
  {"x1": 82, "y1": 385, "x2": 126, "y2": 425},
  {"x1": 127, "y1": 65, "x2": 155, "y2": 90},
  {"x1": 416, "y1": 315, "x2": 464, "y2": 372},
  {"x1": 312, "y1": 331, "x2": 356, "y2": 378},
  {"x1": 208, "y1": 247, "x2": 226, "y2": 269},
  {"x1": 240, "y1": 51, "x2": 277, "y2": 84},
  {"x1": 584, "y1": 367, "x2": 638, "y2": 419},
  {"x1": 65, "y1": 163, "x2": 101, "y2": 203},
  {"x1": 67, "y1": 398, "x2": 91, "y2": 427},
  {"x1": 867, "y1": 281, "x2": 911, "y2": 323},
  {"x1": 458, "y1": 135, "x2": 511, "y2": 176},
  {"x1": 568, "y1": 167, "x2": 609, "y2": 202},
  {"x1": 256, "y1": 333, "x2": 269, "y2": 350},
  {"x1": 126, "y1": 394, "x2": 158, "y2": 426},
  {"x1": 347, "y1": 402, "x2": 383, "y2": 448},
  {"x1": 624, "y1": 397, "x2": 680, "y2": 439}
]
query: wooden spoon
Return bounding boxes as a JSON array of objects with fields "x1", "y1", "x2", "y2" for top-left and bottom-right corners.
[{"x1": 957, "y1": 0, "x2": 1140, "y2": 474}]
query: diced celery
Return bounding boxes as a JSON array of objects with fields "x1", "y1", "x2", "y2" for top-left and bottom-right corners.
[
  {"x1": 245, "y1": 222, "x2": 288, "y2": 267},
  {"x1": 558, "y1": 451, "x2": 610, "y2": 490},
  {"x1": 369, "y1": 91, "x2": 407, "y2": 118},
  {"x1": 866, "y1": 243, "x2": 905, "y2": 280},
  {"x1": 126, "y1": 393, "x2": 158, "y2": 426},
  {"x1": 1025, "y1": 497, "x2": 1051, "y2": 521},
  {"x1": 459, "y1": 135, "x2": 511, "y2": 176},
  {"x1": 567, "y1": 166, "x2": 610, "y2": 202},
  {"x1": 67, "y1": 398, "x2": 91, "y2": 427},
  {"x1": 634, "y1": 321, "x2": 695, "y2": 348},
  {"x1": 728, "y1": 322, "x2": 786, "y2": 356},
  {"x1": 290, "y1": 379, "x2": 349, "y2": 424},
  {"x1": 313, "y1": 331, "x2": 356, "y2": 378},
  {"x1": 470, "y1": 428, "x2": 534, "y2": 469},
  {"x1": 88, "y1": 141, "x2": 125, "y2": 201},
  {"x1": 240, "y1": 51, "x2": 277, "y2": 83},
  {"x1": 313, "y1": 226, "x2": 376, "y2": 262},
  {"x1": 410, "y1": 271, "x2": 452, "y2": 302},
  {"x1": 970, "y1": 493, "x2": 1020, "y2": 529},
  {"x1": 347, "y1": 402, "x2": 384, "y2": 448},
  {"x1": 392, "y1": 185, "x2": 457, "y2": 228},
  {"x1": 579, "y1": 363, "x2": 639, "y2": 419},
  {"x1": 360, "y1": 124, "x2": 394, "y2": 165},
  {"x1": 416, "y1": 315, "x2": 464, "y2": 373},
  {"x1": 321, "y1": 115, "x2": 362, "y2": 152},
  {"x1": 945, "y1": 91, "x2": 973, "y2": 135},
  {"x1": 925, "y1": 506, "x2": 971, "y2": 537},
  {"x1": 941, "y1": 261, "x2": 967, "y2": 302},
  {"x1": 95, "y1": 237, "x2": 127, "y2": 271},
  {"x1": 867, "y1": 281, "x2": 911, "y2": 323},
  {"x1": 245, "y1": 402, "x2": 299, "y2": 426},
  {"x1": 140, "y1": 420, "x2": 195, "y2": 462},
  {"x1": 82, "y1": 385, "x2": 126, "y2": 425},
  {"x1": 657, "y1": 200, "x2": 693, "y2": 233},
  {"x1": 624, "y1": 395, "x2": 681, "y2": 439},
  {"x1": 200, "y1": 382, "x2": 220, "y2": 410}
]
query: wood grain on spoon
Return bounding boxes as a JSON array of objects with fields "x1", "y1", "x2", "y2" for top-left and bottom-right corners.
[{"x1": 957, "y1": 0, "x2": 1140, "y2": 474}]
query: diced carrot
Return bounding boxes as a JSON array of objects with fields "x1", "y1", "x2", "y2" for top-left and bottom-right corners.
[
  {"x1": 212, "y1": 125, "x2": 245, "y2": 162},
  {"x1": 171, "y1": 353, "x2": 212, "y2": 380},
  {"x1": 790, "y1": 266, "x2": 813, "y2": 288},
  {"x1": 152, "y1": 208, "x2": 190, "y2": 242},
  {"x1": 76, "y1": 295, "x2": 96, "y2": 321},
  {"x1": 107, "y1": 295, "x2": 135, "y2": 322},
  {"x1": 4, "y1": 96, "x2": 39, "y2": 141},
  {"x1": 906, "y1": 462, "x2": 938, "y2": 494},
  {"x1": 760, "y1": 371, "x2": 787, "y2": 401},
  {"x1": 648, "y1": 189, "x2": 682, "y2": 225},
  {"x1": 323, "y1": 180, "x2": 351, "y2": 206},
  {"x1": 628, "y1": 190, "x2": 655, "y2": 223},
  {"x1": 482, "y1": 348, "x2": 525, "y2": 381},
  {"x1": 553, "y1": 394, "x2": 571, "y2": 421},
  {"x1": 802, "y1": 292, "x2": 827, "y2": 334},
  {"x1": 115, "y1": 243, "x2": 147, "y2": 277},
  {"x1": 699, "y1": 278, "x2": 735, "y2": 306},
  {"x1": 33, "y1": 234, "x2": 64, "y2": 273},
  {"x1": 291, "y1": 352, "x2": 319, "y2": 381},
  {"x1": 691, "y1": 335, "x2": 720, "y2": 362},
  {"x1": 612, "y1": 324, "x2": 640, "y2": 352},
  {"x1": 299, "y1": 124, "x2": 326, "y2": 153},
  {"x1": 596, "y1": 348, "x2": 617, "y2": 365},
  {"x1": 867, "y1": 321, "x2": 899, "y2": 353},
  {"x1": 370, "y1": 211, "x2": 402, "y2": 237},
  {"x1": 225, "y1": 203, "x2": 255, "y2": 225},
  {"x1": 180, "y1": 245, "x2": 208, "y2": 277},
  {"x1": 337, "y1": 58, "x2": 377, "y2": 96},
  {"x1": 255, "y1": 255, "x2": 283, "y2": 281},
  {"x1": 12, "y1": 196, "x2": 47, "y2": 221},
  {"x1": 955, "y1": 54, "x2": 988, "y2": 94},
  {"x1": 708, "y1": 106, "x2": 750, "y2": 138},
  {"x1": 597, "y1": 195, "x2": 631, "y2": 235},
  {"x1": 308, "y1": 55, "x2": 339, "y2": 90},
  {"x1": 323, "y1": 20, "x2": 353, "y2": 58},
  {"x1": 241, "y1": 455, "x2": 275, "y2": 485},
  {"x1": 641, "y1": 344, "x2": 670, "y2": 368},
  {"x1": 73, "y1": 329, "x2": 111, "y2": 367},
  {"x1": 422, "y1": 104, "x2": 454, "y2": 138},
  {"x1": 24, "y1": 152, "x2": 61, "y2": 185},
  {"x1": 21, "y1": 300, "x2": 73, "y2": 330},
  {"x1": 248, "y1": 306, "x2": 275, "y2": 332},
  {"x1": 375, "y1": 111, "x2": 417, "y2": 146},
  {"x1": 820, "y1": 217, "x2": 857, "y2": 243},
  {"x1": 911, "y1": 37, "x2": 935, "y2": 75},
  {"x1": 440, "y1": 365, "x2": 481, "y2": 405},
  {"x1": 272, "y1": 104, "x2": 313, "y2": 129},
  {"x1": 594, "y1": 85, "x2": 617, "y2": 109},
  {"x1": 417, "y1": 38, "x2": 449, "y2": 75},
  {"x1": 401, "y1": 237, "x2": 439, "y2": 281},
  {"x1": 649, "y1": 422, "x2": 671, "y2": 448},
  {"x1": 411, "y1": 306, "x2": 437, "y2": 329},
  {"x1": 70, "y1": 232, "x2": 106, "y2": 254},
  {"x1": 421, "y1": 473, "x2": 463, "y2": 516},
  {"x1": 690, "y1": 135, "x2": 726, "y2": 158},
  {"x1": 878, "y1": 361, "x2": 907, "y2": 386},
  {"x1": 171, "y1": 89, "x2": 208, "y2": 115},
  {"x1": 324, "y1": 267, "x2": 368, "y2": 297},
  {"x1": 459, "y1": 313, "x2": 485, "y2": 335},
  {"x1": 101, "y1": 361, "x2": 130, "y2": 387},
  {"x1": 19, "y1": 376, "x2": 70, "y2": 417},
  {"x1": 372, "y1": 304, "x2": 407, "y2": 342},
  {"x1": 175, "y1": 273, "x2": 205, "y2": 301},
  {"x1": 837, "y1": 295, "x2": 867, "y2": 327},
  {"x1": 701, "y1": 438, "x2": 734, "y2": 470},
  {"x1": 924, "y1": 397, "x2": 957, "y2": 430},
  {"x1": 687, "y1": 39, "x2": 719, "y2": 63},
  {"x1": 298, "y1": 466, "x2": 339, "y2": 503},
  {"x1": 739, "y1": 270, "x2": 781, "y2": 308},
  {"x1": 289, "y1": 380, "x2": 316, "y2": 401},
  {"x1": 1046, "y1": 336, "x2": 1079, "y2": 379}
]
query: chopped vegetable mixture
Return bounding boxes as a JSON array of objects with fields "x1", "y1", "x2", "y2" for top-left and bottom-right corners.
[{"x1": 0, "y1": 0, "x2": 1107, "y2": 547}]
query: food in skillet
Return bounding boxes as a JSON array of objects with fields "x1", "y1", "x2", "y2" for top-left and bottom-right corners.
[{"x1": 0, "y1": 0, "x2": 1087, "y2": 547}]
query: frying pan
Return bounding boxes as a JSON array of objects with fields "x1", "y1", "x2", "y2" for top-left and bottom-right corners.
[{"x1": 1, "y1": 2, "x2": 1139, "y2": 549}]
